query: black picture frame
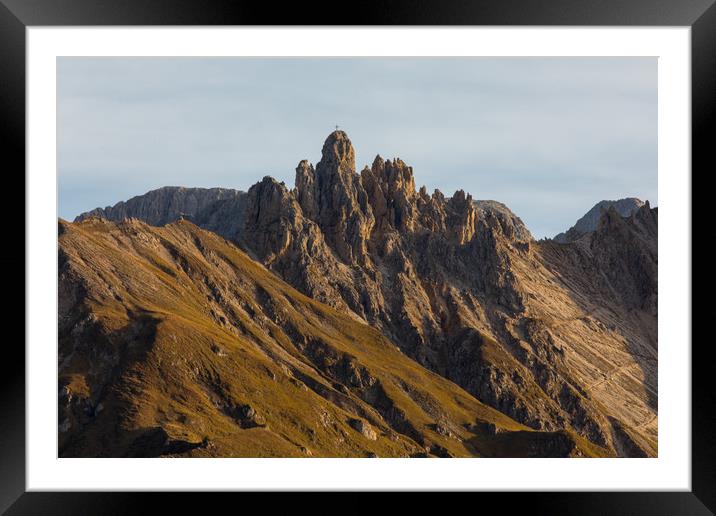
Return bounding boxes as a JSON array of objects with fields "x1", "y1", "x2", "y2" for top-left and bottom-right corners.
[{"x1": 1, "y1": 0, "x2": 709, "y2": 513}]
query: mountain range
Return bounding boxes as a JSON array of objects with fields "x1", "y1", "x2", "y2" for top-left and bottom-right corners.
[{"x1": 60, "y1": 131, "x2": 657, "y2": 457}]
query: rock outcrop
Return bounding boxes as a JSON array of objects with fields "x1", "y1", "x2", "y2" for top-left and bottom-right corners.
[
  {"x1": 591, "y1": 202, "x2": 658, "y2": 314},
  {"x1": 474, "y1": 200, "x2": 532, "y2": 244},
  {"x1": 348, "y1": 418, "x2": 378, "y2": 440}
]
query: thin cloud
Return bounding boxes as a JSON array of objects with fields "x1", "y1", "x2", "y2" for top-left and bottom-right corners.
[{"x1": 58, "y1": 57, "x2": 657, "y2": 238}]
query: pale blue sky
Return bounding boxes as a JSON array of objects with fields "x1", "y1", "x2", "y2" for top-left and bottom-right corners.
[{"x1": 58, "y1": 57, "x2": 657, "y2": 238}]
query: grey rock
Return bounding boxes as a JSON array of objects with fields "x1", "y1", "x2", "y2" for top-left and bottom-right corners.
[
  {"x1": 553, "y1": 198, "x2": 644, "y2": 243},
  {"x1": 75, "y1": 186, "x2": 245, "y2": 230},
  {"x1": 590, "y1": 202, "x2": 658, "y2": 313},
  {"x1": 474, "y1": 200, "x2": 533, "y2": 244},
  {"x1": 348, "y1": 418, "x2": 378, "y2": 440}
]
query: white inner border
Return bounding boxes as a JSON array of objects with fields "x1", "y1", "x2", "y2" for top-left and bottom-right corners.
[{"x1": 27, "y1": 27, "x2": 691, "y2": 491}]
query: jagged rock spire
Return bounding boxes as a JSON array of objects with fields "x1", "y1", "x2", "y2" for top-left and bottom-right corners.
[
  {"x1": 318, "y1": 130, "x2": 356, "y2": 174},
  {"x1": 242, "y1": 176, "x2": 300, "y2": 264},
  {"x1": 295, "y1": 159, "x2": 317, "y2": 220},
  {"x1": 296, "y1": 131, "x2": 374, "y2": 264}
]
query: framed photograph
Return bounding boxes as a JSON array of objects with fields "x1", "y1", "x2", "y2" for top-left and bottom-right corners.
[{"x1": 3, "y1": 0, "x2": 709, "y2": 513}]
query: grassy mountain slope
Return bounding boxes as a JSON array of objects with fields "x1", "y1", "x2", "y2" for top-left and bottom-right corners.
[{"x1": 59, "y1": 218, "x2": 607, "y2": 457}]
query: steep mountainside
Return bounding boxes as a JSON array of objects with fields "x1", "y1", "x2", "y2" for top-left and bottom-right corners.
[
  {"x1": 70, "y1": 131, "x2": 657, "y2": 457},
  {"x1": 553, "y1": 198, "x2": 645, "y2": 243},
  {"x1": 514, "y1": 204, "x2": 658, "y2": 456},
  {"x1": 58, "y1": 218, "x2": 606, "y2": 457}
]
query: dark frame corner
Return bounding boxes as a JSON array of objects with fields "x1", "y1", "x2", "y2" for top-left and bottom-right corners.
[{"x1": 2, "y1": 0, "x2": 710, "y2": 514}]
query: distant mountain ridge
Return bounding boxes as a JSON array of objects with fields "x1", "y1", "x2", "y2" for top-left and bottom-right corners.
[
  {"x1": 75, "y1": 186, "x2": 250, "y2": 243},
  {"x1": 75, "y1": 186, "x2": 245, "y2": 226},
  {"x1": 553, "y1": 198, "x2": 645, "y2": 243},
  {"x1": 64, "y1": 131, "x2": 657, "y2": 457}
]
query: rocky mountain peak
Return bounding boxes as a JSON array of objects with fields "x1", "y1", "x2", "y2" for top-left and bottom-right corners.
[
  {"x1": 360, "y1": 158, "x2": 421, "y2": 233},
  {"x1": 318, "y1": 130, "x2": 356, "y2": 173},
  {"x1": 473, "y1": 200, "x2": 532, "y2": 244},
  {"x1": 591, "y1": 201, "x2": 657, "y2": 314},
  {"x1": 294, "y1": 132, "x2": 373, "y2": 264},
  {"x1": 595, "y1": 200, "x2": 656, "y2": 242},
  {"x1": 441, "y1": 189, "x2": 476, "y2": 244},
  {"x1": 296, "y1": 158, "x2": 312, "y2": 171},
  {"x1": 248, "y1": 175, "x2": 290, "y2": 203},
  {"x1": 242, "y1": 176, "x2": 302, "y2": 264},
  {"x1": 450, "y1": 189, "x2": 471, "y2": 206},
  {"x1": 554, "y1": 197, "x2": 645, "y2": 243},
  {"x1": 386, "y1": 158, "x2": 417, "y2": 195},
  {"x1": 371, "y1": 154, "x2": 385, "y2": 173}
]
